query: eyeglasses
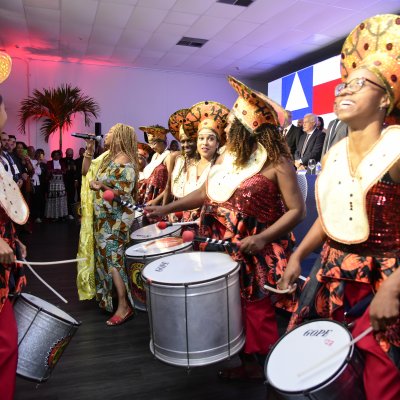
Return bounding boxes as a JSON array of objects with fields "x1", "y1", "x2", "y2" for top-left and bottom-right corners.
[{"x1": 334, "y1": 77, "x2": 386, "y2": 97}]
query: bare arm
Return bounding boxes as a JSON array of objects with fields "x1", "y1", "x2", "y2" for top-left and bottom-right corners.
[
  {"x1": 239, "y1": 157, "x2": 306, "y2": 253},
  {"x1": 81, "y1": 138, "x2": 96, "y2": 176},
  {"x1": 146, "y1": 183, "x2": 207, "y2": 217},
  {"x1": 370, "y1": 267, "x2": 400, "y2": 331},
  {"x1": 278, "y1": 217, "x2": 327, "y2": 292}
]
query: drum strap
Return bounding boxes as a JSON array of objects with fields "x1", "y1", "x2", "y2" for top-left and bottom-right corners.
[{"x1": 344, "y1": 293, "x2": 374, "y2": 318}]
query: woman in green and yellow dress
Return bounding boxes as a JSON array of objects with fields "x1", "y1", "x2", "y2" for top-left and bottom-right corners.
[{"x1": 77, "y1": 123, "x2": 139, "y2": 326}]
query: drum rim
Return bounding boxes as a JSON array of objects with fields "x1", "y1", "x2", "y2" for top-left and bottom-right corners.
[
  {"x1": 265, "y1": 318, "x2": 353, "y2": 394},
  {"x1": 126, "y1": 240, "x2": 192, "y2": 258},
  {"x1": 17, "y1": 293, "x2": 81, "y2": 326}
]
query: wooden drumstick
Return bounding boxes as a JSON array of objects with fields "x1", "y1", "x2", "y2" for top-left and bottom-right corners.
[
  {"x1": 16, "y1": 257, "x2": 87, "y2": 266},
  {"x1": 297, "y1": 326, "x2": 373, "y2": 378},
  {"x1": 22, "y1": 258, "x2": 68, "y2": 304}
]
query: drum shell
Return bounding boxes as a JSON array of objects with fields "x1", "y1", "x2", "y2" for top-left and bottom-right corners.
[
  {"x1": 144, "y1": 260, "x2": 245, "y2": 367},
  {"x1": 265, "y1": 320, "x2": 365, "y2": 400},
  {"x1": 14, "y1": 293, "x2": 80, "y2": 382},
  {"x1": 125, "y1": 241, "x2": 193, "y2": 312}
]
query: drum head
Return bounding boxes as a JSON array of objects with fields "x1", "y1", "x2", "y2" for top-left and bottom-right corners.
[
  {"x1": 142, "y1": 251, "x2": 238, "y2": 285},
  {"x1": 266, "y1": 320, "x2": 352, "y2": 393},
  {"x1": 131, "y1": 223, "x2": 180, "y2": 241},
  {"x1": 126, "y1": 237, "x2": 191, "y2": 257},
  {"x1": 19, "y1": 293, "x2": 79, "y2": 325}
]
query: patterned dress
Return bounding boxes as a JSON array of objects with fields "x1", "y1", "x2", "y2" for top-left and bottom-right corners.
[
  {"x1": 93, "y1": 161, "x2": 136, "y2": 312},
  {"x1": 289, "y1": 175, "x2": 400, "y2": 363},
  {"x1": 200, "y1": 173, "x2": 294, "y2": 304},
  {"x1": 45, "y1": 160, "x2": 68, "y2": 219},
  {"x1": 200, "y1": 172, "x2": 295, "y2": 354}
]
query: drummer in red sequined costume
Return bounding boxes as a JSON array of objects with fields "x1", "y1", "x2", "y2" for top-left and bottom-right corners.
[
  {"x1": 0, "y1": 93, "x2": 29, "y2": 400},
  {"x1": 280, "y1": 14, "x2": 400, "y2": 400},
  {"x1": 146, "y1": 77, "x2": 305, "y2": 379},
  {"x1": 162, "y1": 108, "x2": 194, "y2": 207},
  {"x1": 137, "y1": 125, "x2": 171, "y2": 207},
  {"x1": 165, "y1": 103, "x2": 229, "y2": 230}
]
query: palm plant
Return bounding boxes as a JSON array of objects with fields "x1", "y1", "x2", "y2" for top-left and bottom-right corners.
[{"x1": 19, "y1": 84, "x2": 100, "y2": 152}]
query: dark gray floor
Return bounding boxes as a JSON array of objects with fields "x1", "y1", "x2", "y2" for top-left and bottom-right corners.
[{"x1": 14, "y1": 221, "x2": 281, "y2": 400}]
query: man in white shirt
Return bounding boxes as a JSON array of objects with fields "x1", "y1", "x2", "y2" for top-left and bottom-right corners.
[{"x1": 294, "y1": 113, "x2": 325, "y2": 170}]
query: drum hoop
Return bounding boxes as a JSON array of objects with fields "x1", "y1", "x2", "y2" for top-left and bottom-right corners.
[
  {"x1": 265, "y1": 318, "x2": 354, "y2": 394},
  {"x1": 143, "y1": 262, "x2": 240, "y2": 287},
  {"x1": 127, "y1": 242, "x2": 192, "y2": 259},
  {"x1": 17, "y1": 293, "x2": 81, "y2": 326}
]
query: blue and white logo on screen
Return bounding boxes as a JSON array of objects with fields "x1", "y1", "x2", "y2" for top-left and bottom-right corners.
[{"x1": 281, "y1": 66, "x2": 313, "y2": 120}]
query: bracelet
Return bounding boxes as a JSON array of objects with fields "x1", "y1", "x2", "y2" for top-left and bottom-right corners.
[{"x1": 84, "y1": 151, "x2": 94, "y2": 158}]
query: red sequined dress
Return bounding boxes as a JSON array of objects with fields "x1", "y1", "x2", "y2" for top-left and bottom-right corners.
[
  {"x1": 138, "y1": 152, "x2": 169, "y2": 205},
  {"x1": 200, "y1": 173, "x2": 295, "y2": 306}
]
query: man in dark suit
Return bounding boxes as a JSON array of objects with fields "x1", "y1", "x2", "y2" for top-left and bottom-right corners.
[
  {"x1": 321, "y1": 118, "x2": 348, "y2": 157},
  {"x1": 282, "y1": 110, "x2": 303, "y2": 158},
  {"x1": 294, "y1": 113, "x2": 325, "y2": 170}
]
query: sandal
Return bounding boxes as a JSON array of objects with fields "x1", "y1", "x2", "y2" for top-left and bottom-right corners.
[
  {"x1": 106, "y1": 308, "x2": 134, "y2": 326},
  {"x1": 217, "y1": 365, "x2": 264, "y2": 381}
]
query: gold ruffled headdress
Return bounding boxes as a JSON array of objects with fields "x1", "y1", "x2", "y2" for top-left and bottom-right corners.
[
  {"x1": 340, "y1": 14, "x2": 400, "y2": 115},
  {"x1": 184, "y1": 101, "x2": 230, "y2": 145},
  {"x1": 168, "y1": 108, "x2": 197, "y2": 141},
  {"x1": 139, "y1": 125, "x2": 169, "y2": 143},
  {"x1": 228, "y1": 76, "x2": 288, "y2": 133}
]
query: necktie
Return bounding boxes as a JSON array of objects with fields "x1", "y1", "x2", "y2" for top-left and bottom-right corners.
[
  {"x1": 283, "y1": 128, "x2": 288, "y2": 136},
  {"x1": 301, "y1": 133, "x2": 312, "y2": 157}
]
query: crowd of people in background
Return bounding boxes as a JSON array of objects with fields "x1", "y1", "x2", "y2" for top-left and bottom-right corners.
[
  {"x1": 0, "y1": 134, "x2": 90, "y2": 228},
  {"x1": 0, "y1": 108, "x2": 343, "y2": 235}
]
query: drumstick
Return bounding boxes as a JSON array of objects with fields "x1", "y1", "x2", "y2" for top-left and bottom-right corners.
[
  {"x1": 16, "y1": 257, "x2": 87, "y2": 266},
  {"x1": 22, "y1": 258, "x2": 68, "y2": 304},
  {"x1": 297, "y1": 325, "x2": 373, "y2": 378},
  {"x1": 264, "y1": 275, "x2": 307, "y2": 294},
  {"x1": 103, "y1": 190, "x2": 144, "y2": 211},
  {"x1": 182, "y1": 231, "x2": 240, "y2": 250},
  {"x1": 156, "y1": 220, "x2": 199, "y2": 229}
]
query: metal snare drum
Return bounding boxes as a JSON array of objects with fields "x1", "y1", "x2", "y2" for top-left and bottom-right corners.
[
  {"x1": 125, "y1": 237, "x2": 192, "y2": 311},
  {"x1": 265, "y1": 319, "x2": 365, "y2": 399},
  {"x1": 14, "y1": 293, "x2": 80, "y2": 382},
  {"x1": 142, "y1": 252, "x2": 245, "y2": 368}
]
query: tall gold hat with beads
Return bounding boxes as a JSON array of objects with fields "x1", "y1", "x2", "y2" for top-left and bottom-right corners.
[
  {"x1": 168, "y1": 108, "x2": 196, "y2": 141},
  {"x1": 228, "y1": 76, "x2": 288, "y2": 133},
  {"x1": 139, "y1": 125, "x2": 169, "y2": 143},
  {"x1": 184, "y1": 101, "x2": 230, "y2": 145},
  {"x1": 340, "y1": 14, "x2": 400, "y2": 114}
]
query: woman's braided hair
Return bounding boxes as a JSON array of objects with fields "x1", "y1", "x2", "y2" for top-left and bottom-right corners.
[
  {"x1": 228, "y1": 117, "x2": 291, "y2": 168},
  {"x1": 99, "y1": 123, "x2": 139, "y2": 199}
]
